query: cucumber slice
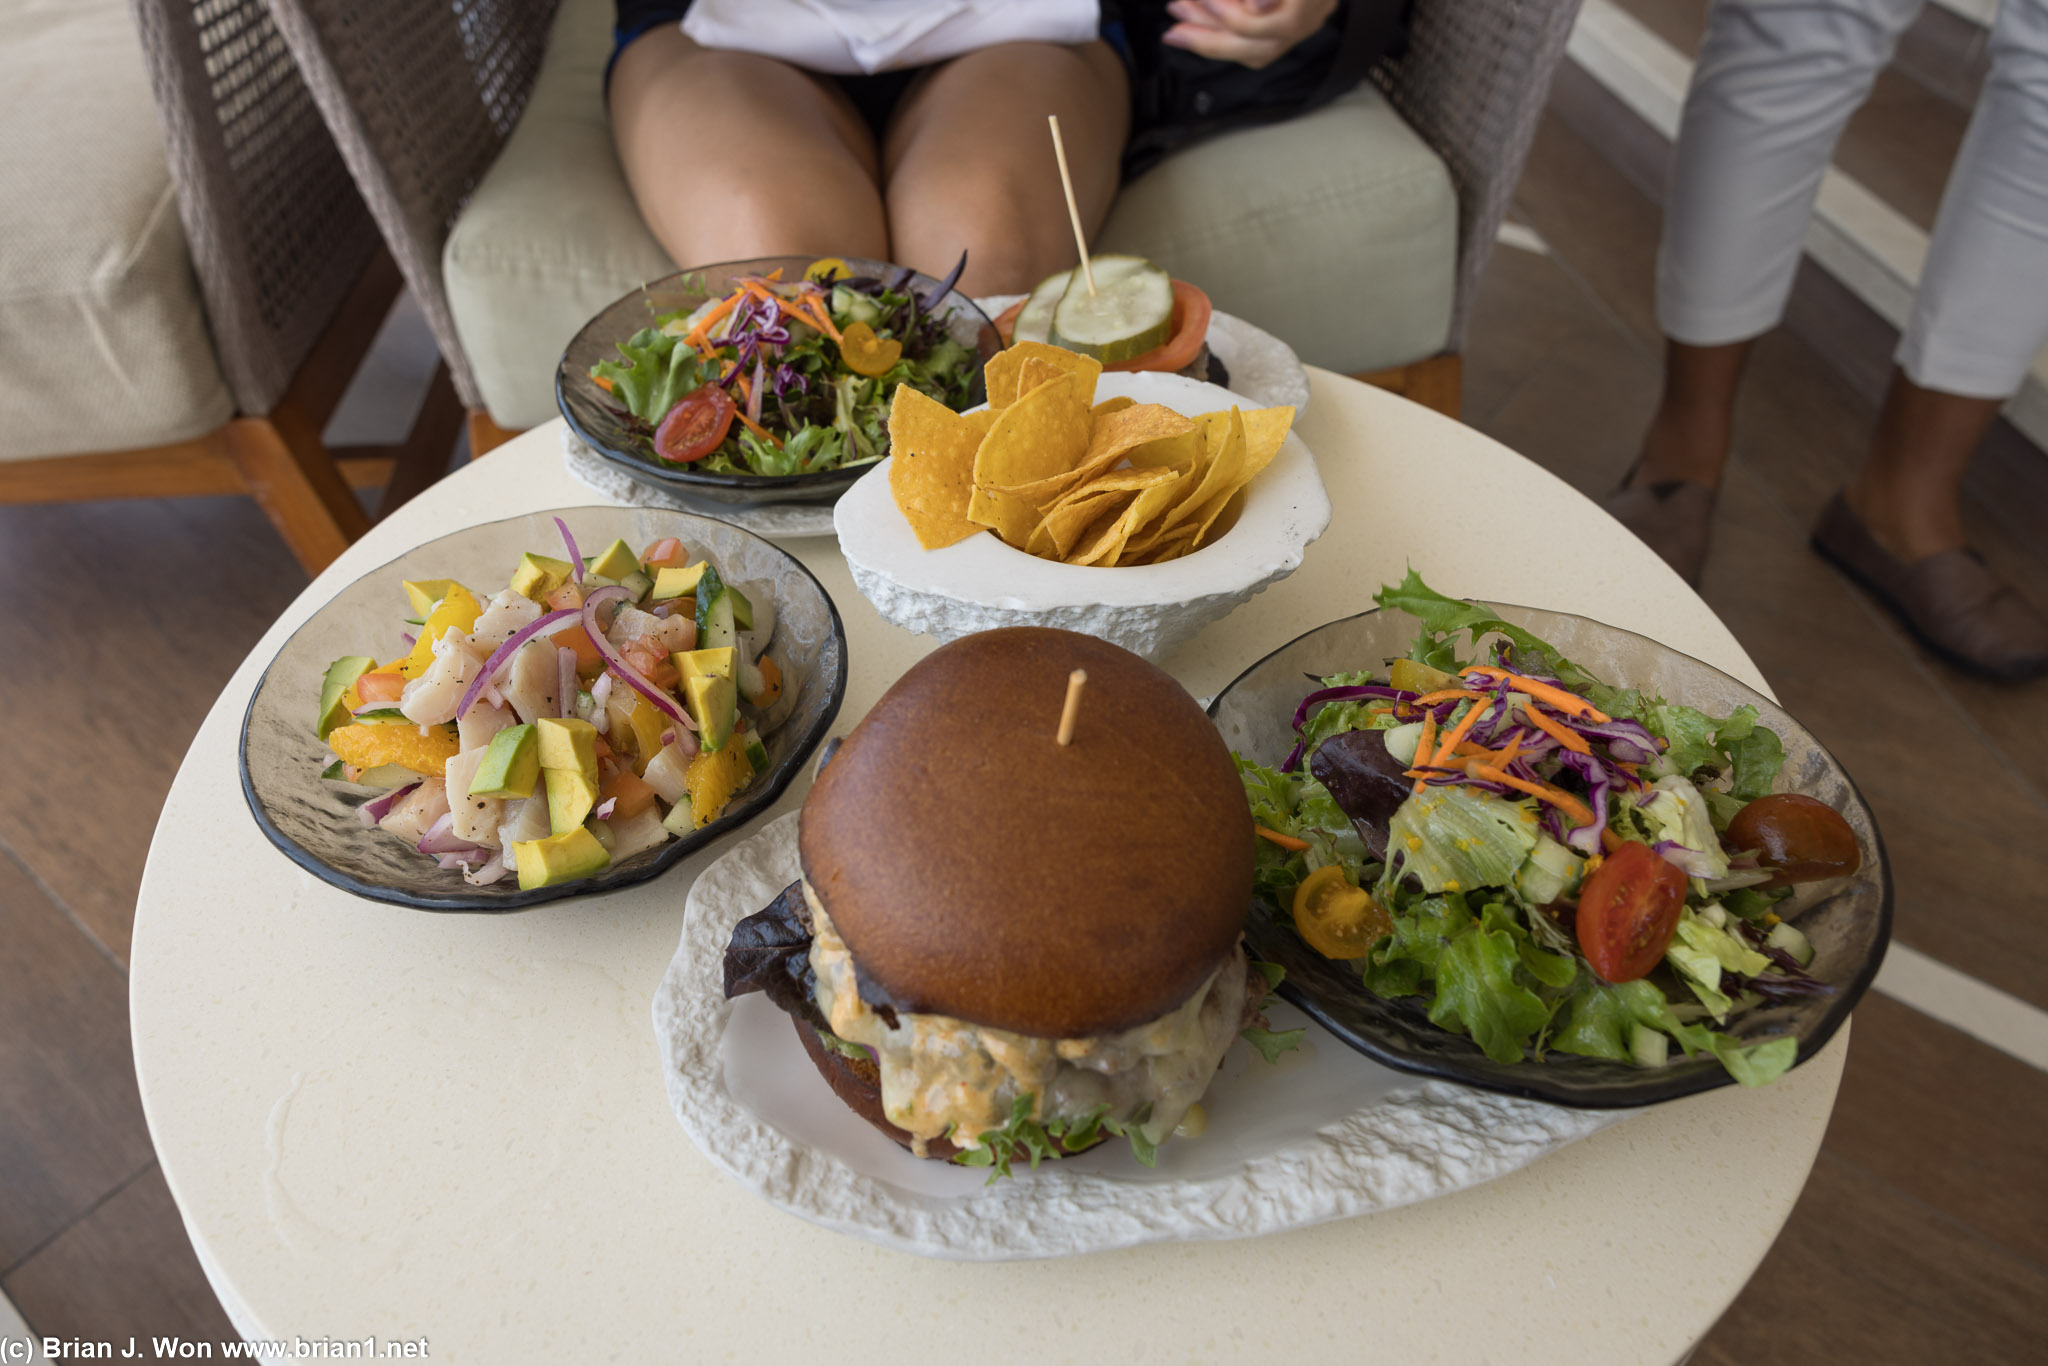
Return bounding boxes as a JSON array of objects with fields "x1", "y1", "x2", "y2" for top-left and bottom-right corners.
[
  {"x1": 1629, "y1": 1025, "x2": 1670, "y2": 1069},
  {"x1": 1048, "y1": 256, "x2": 1174, "y2": 363},
  {"x1": 700, "y1": 591, "x2": 737, "y2": 652},
  {"x1": 1765, "y1": 920, "x2": 1814, "y2": 967},
  {"x1": 727, "y1": 586, "x2": 755, "y2": 631},
  {"x1": 1011, "y1": 269, "x2": 1072, "y2": 345},
  {"x1": 619, "y1": 569, "x2": 654, "y2": 603},
  {"x1": 743, "y1": 730, "x2": 770, "y2": 774}
]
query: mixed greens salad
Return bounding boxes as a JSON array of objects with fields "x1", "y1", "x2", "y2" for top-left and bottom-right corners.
[
  {"x1": 1236, "y1": 573, "x2": 1862, "y2": 1087},
  {"x1": 590, "y1": 257, "x2": 980, "y2": 477}
]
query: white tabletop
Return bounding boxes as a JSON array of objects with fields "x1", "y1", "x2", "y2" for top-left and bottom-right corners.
[{"x1": 132, "y1": 370, "x2": 1843, "y2": 1365}]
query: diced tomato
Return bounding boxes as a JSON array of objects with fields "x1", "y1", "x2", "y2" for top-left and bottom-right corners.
[
  {"x1": 543, "y1": 581, "x2": 585, "y2": 612},
  {"x1": 599, "y1": 767, "x2": 659, "y2": 820},
  {"x1": 355, "y1": 670, "x2": 406, "y2": 704},
  {"x1": 641, "y1": 538, "x2": 689, "y2": 570},
  {"x1": 551, "y1": 624, "x2": 604, "y2": 677}
]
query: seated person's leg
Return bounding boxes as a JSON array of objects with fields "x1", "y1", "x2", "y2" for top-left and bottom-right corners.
[
  {"x1": 880, "y1": 41, "x2": 1129, "y2": 296},
  {"x1": 609, "y1": 26, "x2": 889, "y2": 265}
]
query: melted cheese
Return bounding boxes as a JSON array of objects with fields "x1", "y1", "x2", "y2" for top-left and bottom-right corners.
[{"x1": 804, "y1": 882, "x2": 1245, "y2": 1157}]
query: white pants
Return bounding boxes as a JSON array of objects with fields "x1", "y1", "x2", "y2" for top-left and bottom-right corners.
[{"x1": 1658, "y1": 0, "x2": 2048, "y2": 398}]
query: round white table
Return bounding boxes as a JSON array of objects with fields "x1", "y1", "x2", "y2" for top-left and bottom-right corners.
[{"x1": 132, "y1": 370, "x2": 1842, "y2": 1365}]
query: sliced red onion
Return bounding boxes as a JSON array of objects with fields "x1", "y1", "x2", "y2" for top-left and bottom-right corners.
[
  {"x1": 453, "y1": 608, "x2": 581, "y2": 722},
  {"x1": 400, "y1": 631, "x2": 417, "y2": 648},
  {"x1": 417, "y1": 812, "x2": 484, "y2": 856},
  {"x1": 1652, "y1": 839, "x2": 1723, "y2": 879},
  {"x1": 652, "y1": 603, "x2": 672, "y2": 619},
  {"x1": 594, "y1": 798, "x2": 617, "y2": 821},
  {"x1": 581, "y1": 586, "x2": 696, "y2": 733},
  {"x1": 592, "y1": 671, "x2": 613, "y2": 714},
  {"x1": 358, "y1": 780, "x2": 421, "y2": 826},
  {"x1": 557, "y1": 647, "x2": 578, "y2": 722},
  {"x1": 436, "y1": 850, "x2": 491, "y2": 870},
  {"x1": 555, "y1": 517, "x2": 583, "y2": 584},
  {"x1": 462, "y1": 859, "x2": 512, "y2": 886},
  {"x1": 747, "y1": 355, "x2": 765, "y2": 425},
  {"x1": 659, "y1": 729, "x2": 675, "y2": 747}
]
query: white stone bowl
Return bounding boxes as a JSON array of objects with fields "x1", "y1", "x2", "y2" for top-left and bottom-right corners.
[{"x1": 834, "y1": 371, "x2": 1332, "y2": 661}]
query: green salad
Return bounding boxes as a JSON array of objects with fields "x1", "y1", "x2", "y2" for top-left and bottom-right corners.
[
  {"x1": 590, "y1": 258, "x2": 979, "y2": 477},
  {"x1": 1235, "y1": 573, "x2": 1862, "y2": 1087}
]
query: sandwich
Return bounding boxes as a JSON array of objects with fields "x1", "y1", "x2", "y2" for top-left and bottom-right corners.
[{"x1": 723, "y1": 626, "x2": 1261, "y2": 1174}]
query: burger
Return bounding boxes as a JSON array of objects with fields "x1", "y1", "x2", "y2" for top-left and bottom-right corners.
[{"x1": 723, "y1": 626, "x2": 1262, "y2": 1174}]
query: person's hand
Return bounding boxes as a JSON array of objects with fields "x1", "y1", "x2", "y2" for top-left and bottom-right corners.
[{"x1": 1160, "y1": 0, "x2": 1341, "y2": 70}]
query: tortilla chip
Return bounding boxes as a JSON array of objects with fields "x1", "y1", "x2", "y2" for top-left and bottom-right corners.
[
  {"x1": 1016, "y1": 355, "x2": 1069, "y2": 402},
  {"x1": 1092, "y1": 395, "x2": 1137, "y2": 418},
  {"x1": 1158, "y1": 406, "x2": 1248, "y2": 535},
  {"x1": 1034, "y1": 488, "x2": 1134, "y2": 558},
  {"x1": 993, "y1": 404, "x2": 1197, "y2": 507},
  {"x1": 973, "y1": 371, "x2": 1091, "y2": 490},
  {"x1": 1236, "y1": 405, "x2": 1294, "y2": 484},
  {"x1": 887, "y1": 387, "x2": 986, "y2": 549},
  {"x1": 984, "y1": 341, "x2": 1102, "y2": 410}
]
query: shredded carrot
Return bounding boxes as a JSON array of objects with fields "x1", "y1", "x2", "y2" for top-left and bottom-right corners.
[
  {"x1": 592, "y1": 374, "x2": 615, "y2": 394},
  {"x1": 1518, "y1": 703, "x2": 1592, "y2": 754},
  {"x1": 763, "y1": 267, "x2": 785, "y2": 282},
  {"x1": 799, "y1": 295, "x2": 843, "y2": 342},
  {"x1": 1601, "y1": 828, "x2": 1624, "y2": 855},
  {"x1": 1409, "y1": 688, "x2": 1484, "y2": 707},
  {"x1": 1256, "y1": 825, "x2": 1311, "y2": 852},
  {"x1": 684, "y1": 293, "x2": 741, "y2": 348},
  {"x1": 1460, "y1": 665, "x2": 1611, "y2": 723},
  {"x1": 1468, "y1": 763, "x2": 1595, "y2": 828},
  {"x1": 1431, "y1": 699, "x2": 1493, "y2": 768},
  {"x1": 1411, "y1": 712, "x2": 1439, "y2": 793},
  {"x1": 734, "y1": 408, "x2": 783, "y2": 449},
  {"x1": 1494, "y1": 735, "x2": 1524, "y2": 771}
]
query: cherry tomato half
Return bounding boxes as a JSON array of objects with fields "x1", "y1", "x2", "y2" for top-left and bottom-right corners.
[
  {"x1": 1576, "y1": 840, "x2": 1688, "y2": 983},
  {"x1": 654, "y1": 385, "x2": 736, "y2": 464},
  {"x1": 1725, "y1": 793, "x2": 1860, "y2": 886},
  {"x1": 1292, "y1": 864, "x2": 1393, "y2": 960}
]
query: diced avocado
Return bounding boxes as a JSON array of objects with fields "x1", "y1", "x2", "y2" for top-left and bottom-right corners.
[
  {"x1": 511, "y1": 552, "x2": 574, "y2": 601},
  {"x1": 619, "y1": 569, "x2": 655, "y2": 603},
  {"x1": 318, "y1": 655, "x2": 376, "y2": 738},
  {"x1": 685, "y1": 673, "x2": 738, "y2": 754},
  {"x1": 534, "y1": 716, "x2": 599, "y2": 779},
  {"x1": 743, "y1": 730, "x2": 770, "y2": 774},
  {"x1": 401, "y1": 579, "x2": 459, "y2": 618},
  {"x1": 513, "y1": 826, "x2": 610, "y2": 890},
  {"x1": 587, "y1": 537, "x2": 642, "y2": 580},
  {"x1": 544, "y1": 766, "x2": 599, "y2": 834},
  {"x1": 727, "y1": 586, "x2": 754, "y2": 631},
  {"x1": 698, "y1": 589, "x2": 737, "y2": 652},
  {"x1": 676, "y1": 647, "x2": 736, "y2": 682},
  {"x1": 320, "y1": 759, "x2": 347, "y2": 781},
  {"x1": 652, "y1": 563, "x2": 708, "y2": 601},
  {"x1": 469, "y1": 724, "x2": 539, "y2": 799}
]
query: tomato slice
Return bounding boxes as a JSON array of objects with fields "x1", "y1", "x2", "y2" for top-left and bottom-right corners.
[
  {"x1": 654, "y1": 385, "x2": 736, "y2": 464},
  {"x1": 1291, "y1": 864, "x2": 1394, "y2": 960},
  {"x1": 1576, "y1": 840, "x2": 1689, "y2": 982},
  {"x1": 991, "y1": 279, "x2": 1213, "y2": 375},
  {"x1": 1724, "y1": 793, "x2": 1860, "y2": 886}
]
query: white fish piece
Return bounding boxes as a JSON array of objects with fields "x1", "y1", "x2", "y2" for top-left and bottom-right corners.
[
  {"x1": 607, "y1": 605, "x2": 668, "y2": 652},
  {"x1": 601, "y1": 806, "x2": 670, "y2": 862},
  {"x1": 457, "y1": 697, "x2": 518, "y2": 751},
  {"x1": 467, "y1": 589, "x2": 543, "y2": 654},
  {"x1": 400, "y1": 632, "x2": 485, "y2": 725},
  {"x1": 501, "y1": 638, "x2": 562, "y2": 723},
  {"x1": 379, "y1": 777, "x2": 450, "y2": 845},
  {"x1": 641, "y1": 742, "x2": 692, "y2": 805},
  {"x1": 496, "y1": 793, "x2": 552, "y2": 870},
  {"x1": 443, "y1": 748, "x2": 504, "y2": 848}
]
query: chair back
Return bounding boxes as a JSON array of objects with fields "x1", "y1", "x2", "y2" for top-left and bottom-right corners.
[
  {"x1": 1375, "y1": 0, "x2": 1585, "y2": 349},
  {"x1": 129, "y1": 0, "x2": 380, "y2": 415},
  {"x1": 264, "y1": 0, "x2": 561, "y2": 407}
]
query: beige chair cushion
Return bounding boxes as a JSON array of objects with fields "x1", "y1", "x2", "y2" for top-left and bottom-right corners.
[
  {"x1": 1099, "y1": 84, "x2": 1455, "y2": 376},
  {"x1": 0, "y1": 0, "x2": 233, "y2": 460},
  {"x1": 446, "y1": 0, "x2": 1456, "y2": 428}
]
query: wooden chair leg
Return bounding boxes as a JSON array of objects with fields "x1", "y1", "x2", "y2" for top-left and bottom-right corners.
[
  {"x1": 224, "y1": 397, "x2": 370, "y2": 576},
  {"x1": 365, "y1": 362, "x2": 465, "y2": 520},
  {"x1": 1353, "y1": 353, "x2": 1463, "y2": 420},
  {"x1": 466, "y1": 407, "x2": 525, "y2": 459}
]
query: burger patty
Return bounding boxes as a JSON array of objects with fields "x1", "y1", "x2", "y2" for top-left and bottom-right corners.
[{"x1": 802, "y1": 882, "x2": 1249, "y2": 1159}]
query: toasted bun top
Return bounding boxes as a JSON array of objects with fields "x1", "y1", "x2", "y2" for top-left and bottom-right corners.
[{"x1": 798, "y1": 627, "x2": 1253, "y2": 1038}]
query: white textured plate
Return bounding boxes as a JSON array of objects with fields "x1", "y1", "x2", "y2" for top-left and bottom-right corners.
[
  {"x1": 832, "y1": 371, "x2": 1332, "y2": 661},
  {"x1": 562, "y1": 428, "x2": 840, "y2": 538},
  {"x1": 652, "y1": 812, "x2": 1619, "y2": 1261},
  {"x1": 974, "y1": 295, "x2": 1312, "y2": 413}
]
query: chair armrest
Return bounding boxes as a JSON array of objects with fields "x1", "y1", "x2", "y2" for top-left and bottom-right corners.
[
  {"x1": 264, "y1": 0, "x2": 561, "y2": 407},
  {"x1": 1374, "y1": 0, "x2": 1584, "y2": 349},
  {"x1": 129, "y1": 0, "x2": 380, "y2": 415}
]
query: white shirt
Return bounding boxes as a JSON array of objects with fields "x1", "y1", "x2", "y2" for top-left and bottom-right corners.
[{"x1": 682, "y1": 0, "x2": 1101, "y2": 75}]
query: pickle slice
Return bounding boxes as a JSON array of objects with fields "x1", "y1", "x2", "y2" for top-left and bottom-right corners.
[
  {"x1": 1010, "y1": 268, "x2": 1071, "y2": 345},
  {"x1": 1048, "y1": 256, "x2": 1175, "y2": 363}
]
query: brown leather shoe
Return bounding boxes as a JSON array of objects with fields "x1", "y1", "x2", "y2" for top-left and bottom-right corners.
[
  {"x1": 1811, "y1": 491, "x2": 2048, "y2": 681},
  {"x1": 1600, "y1": 464, "x2": 1716, "y2": 586}
]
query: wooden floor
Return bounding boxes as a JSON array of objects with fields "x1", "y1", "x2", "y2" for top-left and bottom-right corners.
[{"x1": 4, "y1": 100, "x2": 2046, "y2": 1366}]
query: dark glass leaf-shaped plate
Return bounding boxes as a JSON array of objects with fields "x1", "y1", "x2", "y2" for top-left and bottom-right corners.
[
  {"x1": 239, "y1": 507, "x2": 847, "y2": 911},
  {"x1": 556, "y1": 254, "x2": 1000, "y2": 509},
  {"x1": 1206, "y1": 605, "x2": 1891, "y2": 1108}
]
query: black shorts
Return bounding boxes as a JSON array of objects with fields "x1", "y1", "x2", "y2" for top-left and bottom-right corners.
[{"x1": 608, "y1": 1, "x2": 1133, "y2": 142}]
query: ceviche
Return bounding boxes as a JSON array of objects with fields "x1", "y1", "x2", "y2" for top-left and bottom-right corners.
[
  {"x1": 1235, "y1": 573, "x2": 1862, "y2": 1086},
  {"x1": 317, "y1": 521, "x2": 784, "y2": 890}
]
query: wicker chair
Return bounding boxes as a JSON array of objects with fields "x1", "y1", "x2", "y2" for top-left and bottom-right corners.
[
  {"x1": 266, "y1": 0, "x2": 1581, "y2": 448},
  {"x1": 0, "y1": 0, "x2": 463, "y2": 576}
]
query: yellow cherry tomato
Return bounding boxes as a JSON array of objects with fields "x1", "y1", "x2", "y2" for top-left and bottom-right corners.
[
  {"x1": 805, "y1": 256, "x2": 851, "y2": 284},
  {"x1": 837, "y1": 320, "x2": 902, "y2": 377},
  {"x1": 1291, "y1": 864, "x2": 1393, "y2": 960}
]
